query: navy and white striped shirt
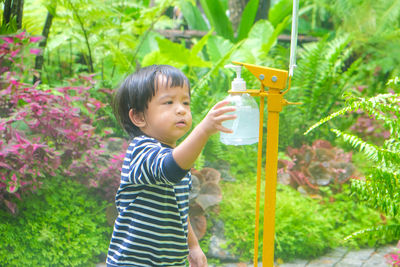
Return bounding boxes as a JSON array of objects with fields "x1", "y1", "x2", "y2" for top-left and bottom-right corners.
[{"x1": 107, "y1": 136, "x2": 192, "y2": 267}]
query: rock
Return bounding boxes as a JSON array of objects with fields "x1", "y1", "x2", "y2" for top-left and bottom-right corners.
[
  {"x1": 207, "y1": 220, "x2": 240, "y2": 262},
  {"x1": 190, "y1": 214, "x2": 207, "y2": 240},
  {"x1": 205, "y1": 160, "x2": 236, "y2": 182},
  {"x1": 208, "y1": 235, "x2": 239, "y2": 262}
]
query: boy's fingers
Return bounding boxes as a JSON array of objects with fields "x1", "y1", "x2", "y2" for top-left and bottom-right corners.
[
  {"x1": 217, "y1": 125, "x2": 234, "y2": 133},
  {"x1": 212, "y1": 106, "x2": 236, "y2": 116},
  {"x1": 212, "y1": 100, "x2": 231, "y2": 109},
  {"x1": 216, "y1": 114, "x2": 237, "y2": 122}
]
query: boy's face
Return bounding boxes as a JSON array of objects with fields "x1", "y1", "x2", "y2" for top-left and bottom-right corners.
[{"x1": 134, "y1": 79, "x2": 192, "y2": 147}]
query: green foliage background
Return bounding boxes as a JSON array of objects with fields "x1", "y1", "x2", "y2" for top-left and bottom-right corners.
[
  {"x1": 0, "y1": 177, "x2": 111, "y2": 266},
  {"x1": 1, "y1": 0, "x2": 400, "y2": 264},
  {"x1": 219, "y1": 180, "x2": 398, "y2": 262}
]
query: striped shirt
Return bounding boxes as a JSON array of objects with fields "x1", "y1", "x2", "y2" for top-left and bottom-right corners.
[{"x1": 107, "y1": 136, "x2": 192, "y2": 267}]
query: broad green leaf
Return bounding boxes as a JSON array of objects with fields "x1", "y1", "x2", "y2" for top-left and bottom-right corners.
[
  {"x1": 233, "y1": 20, "x2": 274, "y2": 63},
  {"x1": 261, "y1": 15, "x2": 290, "y2": 57},
  {"x1": 142, "y1": 38, "x2": 210, "y2": 68},
  {"x1": 269, "y1": 0, "x2": 293, "y2": 27},
  {"x1": 236, "y1": 0, "x2": 259, "y2": 41},
  {"x1": 157, "y1": 38, "x2": 193, "y2": 65},
  {"x1": 135, "y1": 31, "x2": 163, "y2": 61},
  {"x1": 261, "y1": 5, "x2": 313, "y2": 58},
  {"x1": 143, "y1": 0, "x2": 151, "y2": 7},
  {"x1": 141, "y1": 51, "x2": 164, "y2": 67},
  {"x1": 199, "y1": 0, "x2": 234, "y2": 41},
  {"x1": 179, "y1": 0, "x2": 209, "y2": 30},
  {"x1": 248, "y1": 19, "x2": 274, "y2": 40},
  {"x1": 206, "y1": 35, "x2": 234, "y2": 63},
  {"x1": 191, "y1": 29, "x2": 213, "y2": 56}
]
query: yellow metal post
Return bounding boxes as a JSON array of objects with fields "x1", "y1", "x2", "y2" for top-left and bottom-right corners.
[
  {"x1": 262, "y1": 88, "x2": 283, "y2": 266},
  {"x1": 253, "y1": 86, "x2": 264, "y2": 267},
  {"x1": 231, "y1": 61, "x2": 289, "y2": 267}
]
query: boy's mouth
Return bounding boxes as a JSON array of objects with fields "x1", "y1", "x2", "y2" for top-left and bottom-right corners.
[{"x1": 176, "y1": 120, "x2": 186, "y2": 127}]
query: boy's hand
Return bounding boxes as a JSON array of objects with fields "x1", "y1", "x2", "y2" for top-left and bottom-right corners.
[
  {"x1": 199, "y1": 100, "x2": 237, "y2": 136},
  {"x1": 188, "y1": 245, "x2": 207, "y2": 267},
  {"x1": 172, "y1": 100, "x2": 236, "y2": 170}
]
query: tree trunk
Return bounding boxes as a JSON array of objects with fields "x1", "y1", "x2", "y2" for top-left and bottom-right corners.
[
  {"x1": 2, "y1": 0, "x2": 24, "y2": 29},
  {"x1": 2, "y1": 0, "x2": 12, "y2": 25},
  {"x1": 229, "y1": 0, "x2": 270, "y2": 33},
  {"x1": 33, "y1": 11, "x2": 54, "y2": 83},
  {"x1": 13, "y1": 0, "x2": 24, "y2": 29},
  {"x1": 229, "y1": 0, "x2": 248, "y2": 32},
  {"x1": 255, "y1": 0, "x2": 270, "y2": 21}
]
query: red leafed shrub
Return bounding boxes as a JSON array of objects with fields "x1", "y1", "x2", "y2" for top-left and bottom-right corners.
[
  {"x1": 278, "y1": 140, "x2": 356, "y2": 196},
  {"x1": 0, "y1": 32, "x2": 125, "y2": 213}
]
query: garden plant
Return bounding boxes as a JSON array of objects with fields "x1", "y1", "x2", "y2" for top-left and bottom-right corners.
[{"x1": 1, "y1": 0, "x2": 400, "y2": 266}]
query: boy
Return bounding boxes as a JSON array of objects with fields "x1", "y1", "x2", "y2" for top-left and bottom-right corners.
[{"x1": 107, "y1": 65, "x2": 235, "y2": 266}]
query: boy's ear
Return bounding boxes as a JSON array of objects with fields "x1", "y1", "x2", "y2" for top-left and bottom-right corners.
[{"x1": 129, "y1": 109, "x2": 146, "y2": 128}]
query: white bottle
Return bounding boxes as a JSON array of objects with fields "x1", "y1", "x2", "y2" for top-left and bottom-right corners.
[{"x1": 220, "y1": 64, "x2": 259, "y2": 146}]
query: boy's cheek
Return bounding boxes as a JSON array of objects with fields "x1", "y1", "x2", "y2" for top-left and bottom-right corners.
[{"x1": 188, "y1": 115, "x2": 193, "y2": 127}]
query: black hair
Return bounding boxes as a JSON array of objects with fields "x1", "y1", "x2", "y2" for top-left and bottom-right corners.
[{"x1": 113, "y1": 65, "x2": 190, "y2": 138}]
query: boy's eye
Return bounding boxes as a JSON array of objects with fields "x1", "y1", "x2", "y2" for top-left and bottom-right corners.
[
  {"x1": 164, "y1": 101, "x2": 173, "y2": 105},
  {"x1": 184, "y1": 101, "x2": 190, "y2": 106}
]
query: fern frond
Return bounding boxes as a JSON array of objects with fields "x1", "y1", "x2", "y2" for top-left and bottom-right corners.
[
  {"x1": 326, "y1": 34, "x2": 352, "y2": 75},
  {"x1": 386, "y1": 138, "x2": 400, "y2": 152},
  {"x1": 292, "y1": 35, "x2": 353, "y2": 120},
  {"x1": 304, "y1": 102, "x2": 362, "y2": 135},
  {"x1": 344, "y1": 223, "x2": 400, "y2": 245},
  {"x1": 332, "y1": 129, "x2": 379, "y2": 160},
  {"x1": 351, "y1": 169, "x2": 400, "y2": 216},
  {"x1": 305, "y1": 93, "x2": 400, "y2": 135},
  {"x1": 332, "y1": 129, "x2": 400, "y2": 164},
  {"x1": 295, "y1": 39, "x2": 328, "y2": 102}
]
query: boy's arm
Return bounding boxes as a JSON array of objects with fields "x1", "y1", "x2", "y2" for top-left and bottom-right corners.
[
  {"x1": 187, "y1": 217, "x2": 207, "y2": 267},
  {"x1": 173, "y1": 100, "x2": 236, "y2": 170}
]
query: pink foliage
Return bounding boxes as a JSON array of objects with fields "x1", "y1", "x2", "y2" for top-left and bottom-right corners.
[
  {"x1": 29, "y1": 36, "x2": 43, "y2": 43},
  {"x1": 2, "y1": 37, "x2": 14, "y2": 44},
  {"x1": 29, "y1": 48, "x2": 41, "y2": 55},
  {"x1": 0, "y1": 32, "x2": 125, "y2": 213},
  {"x1": 385, "y1": 240, "x2": 400, "y2": 266}
]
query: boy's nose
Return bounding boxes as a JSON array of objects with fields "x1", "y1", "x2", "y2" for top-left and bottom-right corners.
[{"x1": 176, "y1": 104, "x2": 187, "y2": 114}]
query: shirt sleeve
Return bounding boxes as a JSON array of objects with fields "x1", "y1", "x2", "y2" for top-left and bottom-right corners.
[{"x1": 125, "y1": 136, "x2": 189, "y2": 185}]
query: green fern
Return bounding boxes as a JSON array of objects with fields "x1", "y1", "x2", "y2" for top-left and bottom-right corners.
[
  {"x1": 305, "y1": 94, "x2": 400, "y2": 135},
  {"x1": 306, "y1": 91, "x2": 400, "y2": 244},
  {"x1": 344, "y1": 224, "x2": 400, "y2": 246},
  {"x1": 280, "y1": 34, "x2": 354, "y2": 147},
  {"x1": 327, "y1": 0, "x2": 400, "y2": 76}
]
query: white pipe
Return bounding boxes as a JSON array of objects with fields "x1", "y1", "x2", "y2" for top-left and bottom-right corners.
[{"x1": 289, "y1": 0, "x2": 299, "y2": 77}]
